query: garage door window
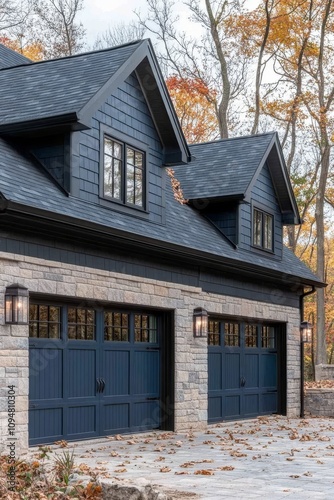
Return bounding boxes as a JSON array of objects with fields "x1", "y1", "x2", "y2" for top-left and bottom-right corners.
[
  {"x1": 224, "y1": 322, "x2": 240, "y2": 347},
  {"x1": 68, "y1": 307, "x2": 95, "y2": 340},
  {"x1": 208, "y1": 320, "x2": 220, "y2": 345},
  {"x1": 135, "y1": 314, "x2": 157, "y2": 343},
  {"x1": 29, "y1": 304, "x2": 61, "y2": 339},
  {"x1": 245, "y1": 324, "x2": 258, "y2": 347},
  {"x1": 104, "y1": 311, "x2": 129, "y2": 341},
  {"x1": 262, "y1": 325, "x2": 276, "y2": 348}
]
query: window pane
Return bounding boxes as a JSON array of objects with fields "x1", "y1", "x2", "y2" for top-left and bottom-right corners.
[
  {"x1": 135, "y1": 151, "x2": 143, "y2": 168},
  {"x1": 135, "y1": 168, "x2": 143, "y2": 206},
  {"x1": 104, "y1": 138, "x2": 113, "y2": 156},
  {"x1": 29, "y1": 304, "x2": 61, "y2": 339},
  {"x1": 126, "y1": 164, "x2": 135, "y2": 204},
  {"x1": 245, "y1": 324, "x2": 257, "y2": 348},
  {"x1": 113, "y1": 141, "x2": 122, "y2": 159},
  {"x1": 127, "y1": 147, "x2": 135, "y2": 165},
  {"x1": 253, "y1": 209, "x2": 262, "y2": 246},
  {"x1": 113, "y1": 159, "x2": 121, "y2": 199},
  {"x1": 208, "y1": 320, "x2": 220, "y2": 346},
  {"x1": 264, "y1": 214, "x2": 273, "y2": 250}
]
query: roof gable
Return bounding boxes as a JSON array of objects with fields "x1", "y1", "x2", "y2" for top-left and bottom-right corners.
[
  {"x1": 0, "y1": 39, "x2": 189, "y2": 164},
  {"x1": 174, "y1": 132, "x2": 300, "y2": 224},
  {"x1": 0, "y1": 43, "x2": 31, "y2": 69}
]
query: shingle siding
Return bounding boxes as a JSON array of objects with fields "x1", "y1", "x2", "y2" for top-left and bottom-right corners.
[{"x1": 75, "y1": 71, "x2": 164, "y2": 224}]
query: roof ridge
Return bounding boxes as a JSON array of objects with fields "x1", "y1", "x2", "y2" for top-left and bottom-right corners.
[
  {"x1": 189, "y1": 131, "x2": 276, "y2": 148},
  {"x1": 0, "y1": 39, "x2": 144, "y2": 73}
]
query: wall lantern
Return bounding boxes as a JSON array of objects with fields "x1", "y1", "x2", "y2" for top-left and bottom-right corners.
[
  {"x1": 5, "y1": 284, "x2": 29, "y2": 325},
  {"x1": 193, "y1": 307, "x2": 208, "y2": 338},
  {"x1": 300, "y1": 320, "x2": 313, "y2": 343}
]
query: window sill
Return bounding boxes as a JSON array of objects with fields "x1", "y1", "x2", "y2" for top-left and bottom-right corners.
[{"x1": 99, "y1": 197, "x2": 150, "y2": 220}]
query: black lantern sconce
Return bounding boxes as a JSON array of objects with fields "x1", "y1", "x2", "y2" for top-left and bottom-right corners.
[
  {"x1": 300, "y1": 321, "x2": 313, "y2": 343},
  {"x1": 193, "y1": 307, "x2": 208, "y2": 338},
  {"x1": 5, "y1": 284, "x2": 29, "y2": 325}
]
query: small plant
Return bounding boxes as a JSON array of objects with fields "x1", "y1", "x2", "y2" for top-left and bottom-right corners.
[{"x1": 54, "y1": 448, "x2": 75, "y2": 485}]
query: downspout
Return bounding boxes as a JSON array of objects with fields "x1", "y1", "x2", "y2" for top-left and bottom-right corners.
[{"x1": 299, "y1": 285, "x2": 316, "y2": 418}]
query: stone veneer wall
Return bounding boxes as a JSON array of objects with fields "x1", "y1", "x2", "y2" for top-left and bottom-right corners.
[
  {"x1": 315, "y1": 364, "x2": 334, "y2": 381},
  {"x1": 0, "y1": 251, "x2": 301, "y2": 454},
  {"x1": 305, "y1": 389, "x2": 334, "y2": 417}
]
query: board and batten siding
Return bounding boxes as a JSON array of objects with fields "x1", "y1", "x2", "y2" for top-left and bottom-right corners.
[
  {"x1": 71, "y1": 72, "x2": 165, "y2": 224},
  {"x1": 239, "y1": 162, "x2": 283, "y2": 259}
]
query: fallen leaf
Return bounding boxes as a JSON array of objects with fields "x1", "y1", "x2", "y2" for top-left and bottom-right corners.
[
  {"x1": 194, "y1": 469, "x2": 214, "y2": 475},
  {"x1": 115, "y1": 468, "x2": 127, "y2": 473},
  {"x1": 217, "y1": 466, "x2": 235, "y2": 471},
  {"x1": 160, "y1": 467, "x2": 171, "y2": 472}
]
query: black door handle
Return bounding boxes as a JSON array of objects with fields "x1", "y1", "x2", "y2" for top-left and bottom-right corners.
[
  {"x1": 240, "y1": 376, "x2": 246, "y2": 387},
  {"x1": 96, "y1": 378, "x2": 102, "y2": 393},
  {"x1": 101, "y1": 378, "x2": 106, "y2": 393}
]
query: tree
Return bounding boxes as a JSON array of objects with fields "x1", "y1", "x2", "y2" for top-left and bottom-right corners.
[
  {"x1": 137, "y1": 0, "x2": 249, "y2": 138},
  {"x1": 33, "y1": 0, "x2": 85, "y2": 58},
  {"x1": 166, "y1": 75, "x2": 218, "y2": 143},
  {"x1": 0, "y1": 34, "x2": 44, "y2": 60},
  {"x1": 93, "y1": 22, "x2": 145, "y2": 50}
]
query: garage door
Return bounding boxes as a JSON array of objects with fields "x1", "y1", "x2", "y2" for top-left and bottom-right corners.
[
  {"x1": 208, "y1": 318, "x2": 278, "y2": 422},
  {"x1": 29, "y1": 303, "x2": 161, "y2": 445}
]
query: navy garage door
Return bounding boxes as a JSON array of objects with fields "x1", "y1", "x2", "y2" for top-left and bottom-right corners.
[
  {"x1": 208, "y1": 318, "x2": 279, "y2": 422},
  {"x1": 29, "y1": 303, "x2": 161, "y2": 445}
]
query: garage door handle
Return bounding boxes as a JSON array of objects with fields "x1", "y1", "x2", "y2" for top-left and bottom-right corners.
[
  {"x1": 101, "y1": 378, "x2": 106, "y2": 393},
  {"x1": 240, "y1": 377, "x2": 246, "y2": 387},
  {"x1": 96, "y1": 378, "x2": 102, "y2": 393}
]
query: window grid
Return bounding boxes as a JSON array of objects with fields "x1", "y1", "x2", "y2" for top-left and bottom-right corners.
[
  {"x1": 104, "y1": 312, "x2": 129, "y2": 341},
  {"x1": 245, "y1": 324, "x2": 258, "y2": 348},
  {"x1": 134, "y1": 314, "x2": 157, "y2": 343},
  {"x1": 262, "y1": 325, "x2": 276, "y2": 348},
  {"x1": 224, "y1": 322, "x2": 240, "y2": 347},
  {"x1": 253, "y1": 208, "x2": 273, "y2": 251},
  {"x1": 103, "y1": 135, "x2": 144, "y2": 208},
  {"x1": 208, "y1": 320, "x2": 220, "y2": 346},
  {"x1": 29, "y1": 304, "x2": 61, "y2": 339},
  {"x1": 68, "y1": 307, "x2": 95, "y2": 340}
]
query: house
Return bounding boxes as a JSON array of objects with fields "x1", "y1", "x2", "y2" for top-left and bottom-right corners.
[{"x1": 0, "y1": 40, "x2": 324, "y2": 453}]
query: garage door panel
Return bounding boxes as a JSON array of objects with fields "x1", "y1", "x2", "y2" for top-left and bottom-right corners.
[
  {"x1": 224, "y1": 395, "x2": 241, "y2": 419},
  {"x1": 208, "y1": 352, "x2": 222, "y2": 391},
  {"x1": 244, "y1": 393, "x2": 259, "y2": 417},
  {"x1": 225, "y1": 353, "x2": 240, "y2": 390},
  {"x1": 67, "y1": 349, "x2": 96, "y2": 399},
  {"x1": 132, "y1": 401, "x2": 160, "y2": 429},
  {"x1": 30, "y1": 348, "x2": 63, "y2": 400},
  {"x1": 103, "y1": 403, "x2": 130, "y2": 432},
  {"x1": 244, "y1": 353, "x2": 260, "y2": 389},
  {"x1": 208, "y1": 396, "x2": 222, "y2": 419},
  {"x1": 261, "y1": 353, "x2": 277, "y2": 389},
  {"x1": 261, "y1": 392, "x2": 277, "y2": 413},
  {"x1": 104, "y1": 350, "x2": 130, "y2": 396},
  {"x1": 67, "y1": 405, "x2": 97, "y2": 437},
  {"x1": 133, "y1": 351, "x2": 159, "y2": 396},
  {"x1": 29, "y1": 407, "x2": 63, "y2": 444}
]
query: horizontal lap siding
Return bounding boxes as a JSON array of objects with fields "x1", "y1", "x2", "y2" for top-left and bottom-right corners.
[{"x1": 74, "y1": 72, "x2": 164, "y2": 224}]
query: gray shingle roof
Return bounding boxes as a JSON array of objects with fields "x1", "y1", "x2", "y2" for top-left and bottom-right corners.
[
  {"x1": 0, "y1": 137, "x2": 320, "y2": 286},
  {"x1": 0, "y1": 43, "x2": 31, "y2": 69},
  {"x1": 0, "y1": 42, "x2": 141, "y2": 126},
  {"x1": 174, "y1": 133, "x2": 275, "y2": 200}
]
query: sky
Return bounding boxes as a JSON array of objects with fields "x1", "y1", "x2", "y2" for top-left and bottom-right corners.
[{"x1": 78, "y1": 0, "x2": 261, "y2": 49}]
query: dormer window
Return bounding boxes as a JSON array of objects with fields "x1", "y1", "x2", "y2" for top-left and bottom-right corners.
[
  {"x1": 253, "y1": 208, "x2": 273, "y2": 251},
  {"x1": 103, "y1": 135, "x2": 145, "y2": 208}
]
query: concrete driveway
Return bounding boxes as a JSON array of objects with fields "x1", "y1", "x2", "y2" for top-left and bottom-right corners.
[{"x1": 31, "y1": 416, "x2": 334, "y2": 499}]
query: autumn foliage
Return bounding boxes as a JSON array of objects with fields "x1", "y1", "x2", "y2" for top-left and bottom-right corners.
[{"x1": 166, "y1": 76, "x2": 218, "y2": 144}]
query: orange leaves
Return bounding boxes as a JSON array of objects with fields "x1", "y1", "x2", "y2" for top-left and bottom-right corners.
[
  {"x1": 166, "y1": 75, "x2": 218, "y2": 144},
  {"x1": 0, "y1": 36, "x2": 44, "y2": 61},
  {"x1": 166, "y1": 168, "x2": 188, "y2": 205}
]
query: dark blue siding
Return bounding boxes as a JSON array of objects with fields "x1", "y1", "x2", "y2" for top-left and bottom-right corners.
[
  {"x1": 72, "y1": 72, "x2": 164, "y2": 224},
  {"x1": 0, "y1": 233, "x2": 300, "y2": 308},
  {"x1": 32, "y1": 139, "x2": 65, "y2": 187},
  {"x1": 206, "y1": 205, "x2": 238, "y2": 244},
  {"x1": 239, "y1": 163, "x2": 283, "y2": 258}
]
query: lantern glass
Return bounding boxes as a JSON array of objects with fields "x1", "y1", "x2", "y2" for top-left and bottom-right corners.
[
  {"x1": 300, "y1": 321, "x2": 312, "y2": 343},
  {"x1": 5, "y1": 284, "x2": 29, "y2": 325},
  {"x1": 193, "y1": 308, "x2": 208, "y2": 337}
]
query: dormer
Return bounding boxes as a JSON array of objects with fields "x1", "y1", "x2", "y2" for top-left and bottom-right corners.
[{"x1": 174, "y1": 132, "x2": 300, "y2": 259}]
